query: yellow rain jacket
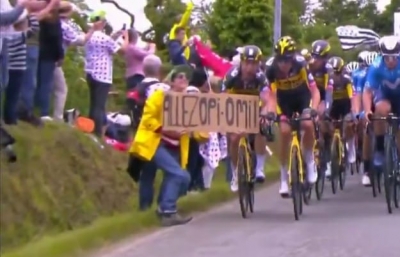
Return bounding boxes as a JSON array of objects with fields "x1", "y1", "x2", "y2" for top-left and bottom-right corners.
[
  {"x1": 168, "y1": 1, "x2": 194, "y2": 61},
  {"x1": 129, "y1": 90, "x2": 209, "y2": 169}
]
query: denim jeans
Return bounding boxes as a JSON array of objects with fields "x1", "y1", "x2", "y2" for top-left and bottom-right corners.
[
  {"x1": 20, "y1": 45, "x2": 39, "y2": 112},
  {"x1": 152, "y1": 143, "x2": 191, "y2": 213},
  {"x1": 3, "y1": 70, "x2": 24, "y2": 124},
  {"x1": 35, "y1": 59, "x2": 56, "y2": 116},
  {"x1": 86, "y1": 74, "x2": 111, "y2": 137},
  {"x1": 225, "y1": 156, "x2": 233, "y2": 182},
  {"x1": 188, "y1": 139, "x2": 204, "y2": 190},
  {"x1": 0, "y1": 41, "x2": 9, "y2": 91},
  {"x1": 138, "y1": 161, "x2": 159, "y2": 210}
]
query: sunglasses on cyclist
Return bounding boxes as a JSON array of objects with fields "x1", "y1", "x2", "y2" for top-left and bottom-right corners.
[{"x1": 382, "y1": 55, "x2": 399, "y2": 62}]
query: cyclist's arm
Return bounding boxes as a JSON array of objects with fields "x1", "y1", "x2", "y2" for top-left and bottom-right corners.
[
  {"x1": 363, "y1": 66, "x2": 379, "y2": 113},
  {"x1": 264, "y1": 67, "x2": 277, "y2": 114},
  {"x1": 325, "y1": 78, "x2": 334, "y2": 112},
  {"x1": 345, "y1": 76, "x2": 358, "y2": 114},
  {"x1": 303, "y1": 67, "x2": 319, "y2": 109}
]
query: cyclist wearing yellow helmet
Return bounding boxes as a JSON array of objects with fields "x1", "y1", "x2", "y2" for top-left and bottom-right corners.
[
  {"x1": 264, "y1": 36, "x2": 320, "y2": 196},
  {"x1": 221, "y1": 45, "x2": 270, "y2": 191},
  {"x1": 324, "y1": 56, "x2": 358, "y2": 178},
  {"x1": 308, "y1": 40, "x2": 332, "y2": 115}
]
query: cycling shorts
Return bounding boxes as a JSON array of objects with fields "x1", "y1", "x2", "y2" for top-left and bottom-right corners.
[
  {"x1": 330, "y1": 99, "x2": 351, "y2": 120},
  {"x1": 374, "y1": 90, "x2": 400, "y2": 115},
  {"x1": 277, "y1": 91, "x2": 311, "y2": 117}
]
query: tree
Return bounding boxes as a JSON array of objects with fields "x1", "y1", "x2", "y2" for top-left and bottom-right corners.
[
  {"x1": 144, "y1": 0, "x2": 186, "y2": 49},
  {"x1": 207, "y1": 0, "x2": 274, "y2": 55}
]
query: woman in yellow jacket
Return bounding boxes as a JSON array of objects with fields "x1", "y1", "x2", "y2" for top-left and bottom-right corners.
[{"x1": 130, "y1": 70, "x2": 207, "y2": 226}]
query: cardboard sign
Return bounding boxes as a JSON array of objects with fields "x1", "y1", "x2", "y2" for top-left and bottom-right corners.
[{"x1": 163, "y1": 92, "x2": 259, "y2": 133}]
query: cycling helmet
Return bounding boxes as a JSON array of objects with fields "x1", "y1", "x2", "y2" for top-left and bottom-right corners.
[
  {"x1": 378, "y1": 36, "x2": 400, "y2": 55},
  {"x1": 365, "y1": 51, "x2": 378, "y2": 66},
  {"x1": 241, "y1": 45, "x2": 262, "y2": 61},
  {"x1": 328, "y1": 56, "x2": 345, "y2": 73},
  {"x1": 357, "y1": 51, "x2": 369, "y2": 63},
  {"x1": 345, "y1": 61, "x2": 359, "y2": 73},
  {"x1": 274, "y1": 36, "x2": 296, "y2": 57},
  {"x1": 300, "y1": 48, "x2": 310, "y2": 57},
  {"x1": 311, "y1": 40, "x2": 331, "y2": 57}
]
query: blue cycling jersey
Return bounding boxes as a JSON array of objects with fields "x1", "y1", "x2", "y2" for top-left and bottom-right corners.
[
  {"x1": 365, "y1": 56, "x2": 400, "y2": 95},
  {"x1": 352, "y1": 67, "x2": 368, "y2": 93}
]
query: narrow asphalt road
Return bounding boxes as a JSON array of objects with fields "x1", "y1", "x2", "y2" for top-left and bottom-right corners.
[{"x1": 95, "y1": 175, "x2": 400, "y2": 257}]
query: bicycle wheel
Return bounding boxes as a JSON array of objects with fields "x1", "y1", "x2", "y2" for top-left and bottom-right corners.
[
  {"x1": 339, "y1": 140, "x2": 347, "y2": 191},
  {"x1": 369, "y1": 135, "x2": 379, "y2": 197},
  {"x1": 315, "y1": 143, "x2": 325, "y2": 200},
  {"x1": 330, "y1": 136, "x2": 341, "y2": 194},
  {"x1": 248, "y1": 149, "x2": 256, "y2": 213},
  {"x1": 238, "y1": 144, "x2": 250, "y2": 218},
  {"x1": 290, "y1": 145, "x2": 302, "y2": 220},
  {"x1": 394, "y1": 168, "x2": 400, "y2": 209},
  {"x1": 383, "y1": 136, "x2": 395, "y2": 214}
]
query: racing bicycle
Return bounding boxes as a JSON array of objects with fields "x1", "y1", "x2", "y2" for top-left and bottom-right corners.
[
  {"x1": 264, "y1": 111, "x2": 318, "y2": 221},
  {"x1": 368, "y1": 113, "x2": 400, "y2": 214},
  {"x1": 237, "y1": 134, "x2": 256, "y2": 218},
  {"x1": 326, "y1": 117, "x2": 346, "y2": 194}
]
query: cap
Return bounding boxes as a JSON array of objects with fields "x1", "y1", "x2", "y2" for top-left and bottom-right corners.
[
  {"x1": 89, "y1": 9, "x2": 106, "y2": 22},
  {"x1": 143, "y1": 55, "x2": 162, "y2": 67}
]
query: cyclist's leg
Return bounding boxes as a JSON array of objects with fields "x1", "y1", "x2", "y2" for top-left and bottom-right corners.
[
  {"x1": 254, "y1": 132, "x2": 267, "y2": 182},
  {"x1": 390, "y1": 97, "x2": 400, "y2": 153},
  {"x1": 361, "y1": 102, "x2": 374, "y2": 185},
  {"x1": 325, "y1": 100, "x2": 342, "y2": 177},
  {"x1": 373, "y1": 90, "x2": 392, "y2": 166},
  {"x1": 343, "y1": 100, "x2": 357, "y2": 168},
  {"x1": 276, "y1": 99, "x2": 293, "y2": 195},
  {"x1": 228, "y1": 132, "x2": 241, "y2": 192},
  {"x1": 300, "y1": 94, "x2": 318, "y2": 183}
]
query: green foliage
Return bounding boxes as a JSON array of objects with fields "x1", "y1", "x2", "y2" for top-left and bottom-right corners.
[
  {"x1": 144, "y1": 0, "x2": 186, "y2": 49},
  {"x1": 207, "y1": 0, "x2": 274, "y2": 55},
  {"x1": 0, "y1": 123, "x2": 132, "y2": 251}
]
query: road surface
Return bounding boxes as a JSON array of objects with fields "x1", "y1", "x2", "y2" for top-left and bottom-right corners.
[{"x1": 95, "y1": 175, "x2": 400, "y2": 257}]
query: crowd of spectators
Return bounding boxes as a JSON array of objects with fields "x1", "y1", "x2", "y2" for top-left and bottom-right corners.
[{"x1": 1, "y1": 0, "x2": 233, "y2": 228}]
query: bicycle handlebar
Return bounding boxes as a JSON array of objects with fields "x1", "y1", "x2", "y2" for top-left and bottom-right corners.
[{"x1": 367, "y1": 113, "x2": 400, "y2": 121}]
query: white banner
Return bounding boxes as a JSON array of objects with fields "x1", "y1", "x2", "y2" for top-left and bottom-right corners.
[{"x1": 395, "y1": 12, "x2": 400, "y2": 37}]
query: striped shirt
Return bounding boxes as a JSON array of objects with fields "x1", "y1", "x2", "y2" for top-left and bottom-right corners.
[{"x1": 8, "y1": 15, "x2": 39, "y2": 70}]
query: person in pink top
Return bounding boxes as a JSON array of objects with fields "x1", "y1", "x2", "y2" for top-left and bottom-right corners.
[{"x1": 122, "y1": 29, "x2": 156, "y2": 90}]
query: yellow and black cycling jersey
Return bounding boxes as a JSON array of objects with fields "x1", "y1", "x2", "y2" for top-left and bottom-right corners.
[
  {"x1": 308, "y1": 59, "x2": 331, "y2": 101},
  {"x1": 265, "y1": 54, "x2": 316, "y2": 94},
  {"x1": 327, "y1": 72, "x2": 354, "y2": 100},
  {"x1": 221, "y1": 66, "x2": 268, "y2": 95}
]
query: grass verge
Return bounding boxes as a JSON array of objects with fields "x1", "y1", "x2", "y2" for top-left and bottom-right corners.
[{"x1": 1, "y1": 123, "x2": 280, "y2": 257}]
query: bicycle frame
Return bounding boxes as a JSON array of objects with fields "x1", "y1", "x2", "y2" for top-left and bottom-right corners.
[
  {"x1": 288, "y1": 130, "x2": 304, "y2": 185},
  {"x1": 238, "y1": 136, "x2": 253, "y2": 181}
]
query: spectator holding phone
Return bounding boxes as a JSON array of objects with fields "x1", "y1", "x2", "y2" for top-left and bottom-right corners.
[
  {"x1": 121, "y1": 28, "x2": 156, "y2": 90},
  {"x1": 84, "y1": 9, "x2": 125, "y2": 138}
]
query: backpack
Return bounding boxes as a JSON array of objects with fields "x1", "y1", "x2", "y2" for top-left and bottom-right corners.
[{"x1": 126, "y1": 80, "x2": 160, "y2": 130}]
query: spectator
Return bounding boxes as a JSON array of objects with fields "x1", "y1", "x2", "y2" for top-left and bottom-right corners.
[
  {"x1": 136, "y1": 55, "x2": 170, "y2": 211},
  {"x1": 186, "y1": 68, "x2": 209, "y2": 192},
  {"x1": 168, "y1": 27, "x2": 190, "y2": 66},
  {"x1": 122, "y1": 29, "x2": 156, "y2": 90},
  {"x1": 0, "y1": 0, "x2": 26, "y2": 91},
  {"x1": 35, "y1": 1, "x2": 64, "y2": 121},
  {"x1": 130, "y1": 65, "x2": 210, "y2": 226},
  {"x1": 52, "y1": 2, "x2": 95, "y2": 120},
  {"x1": 168, "y1": 1, "x2": 193, "y2": 61},
  {"x1": 3, "y1": 14, "x2": 39, "y2": 125},
  {"x1": 17, "y1": 0, "x2": 52, "y2": 125},
  {"x1": 84, "y1": 10, "x2": 124, "y2": 138}
]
